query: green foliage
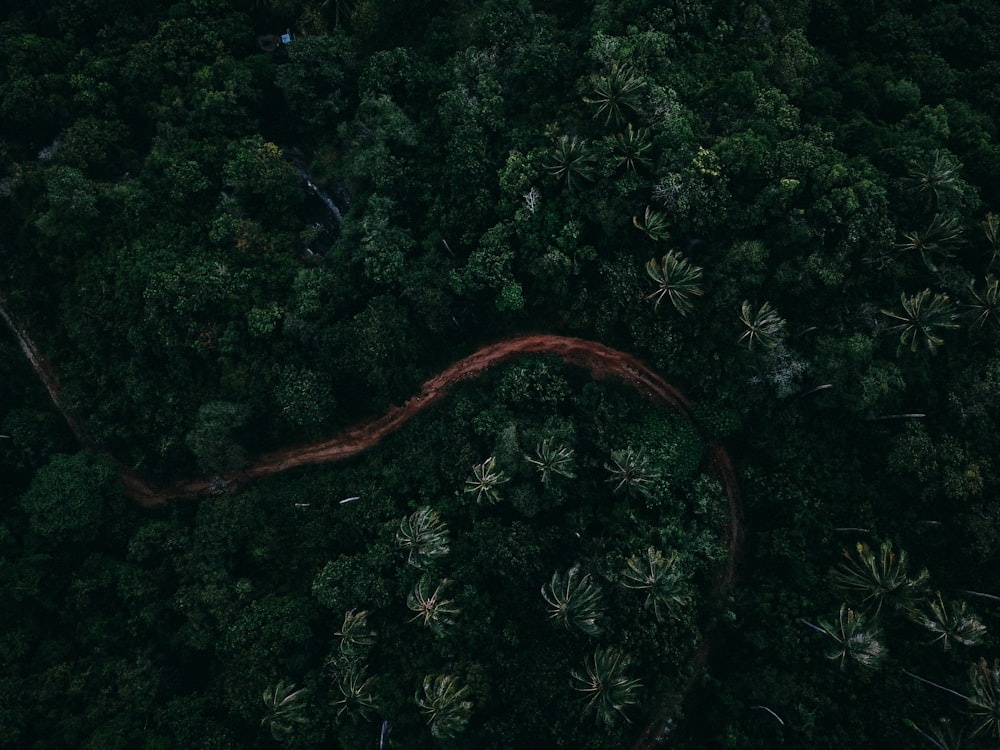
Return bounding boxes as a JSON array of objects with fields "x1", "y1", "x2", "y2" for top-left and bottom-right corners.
[
  {"x1": 813, "y1": 604, "x2": 886, "y2": 669},
  {"x1": 968, "y1": 658, "x2": 1000, "y2": 741},
  {"x1": 546, "y1": 135, "x2": 596, "y2": 190},
  {"x1": 604, "y1": 446, "x2": 659, "y2": 498},
  {"x1": 464, "y1": 456, "x2": 509, "y2": 504},
  {"x1": 184, "y1": 400, "x2": 251, "y2": 473},
  {"x1": 831, "y1": 539, "x2": 929, "y2": 616},
  {"x1": 261, "y1": 681, "x2": 309, "y2": 741},
  {"x1": 645, "y1": 251, "x2": 704, "y2": 315},
  {"x1": 333, "y1": 608, "x2": 376, "y2": 662},
  {"x1": 915, "y1": 594, "x2": 986, "y2": 650},
  {"x1": 541, "y1": 564, "x2": 605, "y2": 636},
  {"x1": 524, "y1": 438, "x2": 576, "y2": 486},
  {"x1": 737, "y1": 301, "x2": 787, "y2": 350},
  {"x1": 415, "y1": 674, "x2": 472, "y2": 738},
  {"x1": 620, "y1": 547, "x2": 692, "y2": 622},
  {"x1": 396, "y1": 506, "x2": 450, "y2": 569},
  {"x1": 881, "y1": 289, "x2": 960, "y2": 354},
  {"x1": 570, "y1": 647, "x2": 642, "y2": 726},
  {"x1": 407, "y1": 576, "x2": 460, "y2": 634},
  {"x1": 332, "y1": 663, "x2": 378, "y2": 723},
  {"x1": 584, "y1": 63, "x2": 646, "y2": 127}
]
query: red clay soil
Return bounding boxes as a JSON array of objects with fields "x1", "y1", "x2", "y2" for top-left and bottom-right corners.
[{"x1": 2, "y1": 313, "x2": 744, "y2": 748}]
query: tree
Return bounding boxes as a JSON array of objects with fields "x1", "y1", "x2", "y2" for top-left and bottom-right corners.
[
  {"x1": 964, "y1": 276, "x2": 1000, "y2": 329},
  {"x1": 916, "y1": 593, "x2": 986, "y2": 650},
  {"x1": 261, "y1": 681, "x2": 309, "y2": 741},
  {"x1": 525, "y1": 438, "x2": 575, "y2": 486},
  {"x1": 645, "y1": 251, "x2": 704, "y2": 315},
  {"x1": 332, "y1": 664, "x2": 378, "y2": 722},
  {"x1": 620, "y1": 547, "x2": 692, "y2": 621},
  {"x1": 541, "y1": 565, "x2": 604, "y2": 636},
  {"x1": 415, "y1": 674, "x2": 472, "y2": 739},
  {"x1": 809, "y1": 604, "x2": 886, "y2": 669},
  {"x1": 570, "y1": 647, "x2": 642, "y2": 726},
  {"x1": 830, "y1": 539, "x2": 929, "y2": 616},
  {"x1": 185, "y1": 400, "x2": 251, "y2": 474},
  {"x1": 968, "y1": 658, "x2": 1000, "y2": 741},
  {"x1": 610, "y1": 123, "x2": 651, "y2": 174},
  {"x1": 881, "y1": 289, "x2": 959, "y2": 354},
  {"x1": 896, "y1": 214, "x2": 964, "y2": 271},
  {"x1": 904, "y1": 150, "x2": 960, "y2": 211},
  {"x1": 738, "y1": 300, "x2": 787, "y2": 350},
  {"x1": 605, "y1": 447, "x2": 659, "y2": 498},
  {"x1": 407, "y1": 576, "x2": 459, "y2": 634},
  {"x1": 396, "y1": 507, "x2": 450, "y2": 568},
  {"x1": 632, "y1": 205, "x2": 670, "y2": 241},
  {"x1": 584, "y1": 63, "x2": 645, "y2": 127},
  {"x1": 333, "y1": 609, "x2": 376, "y2": 662},
  {"x1": 464, "y1": 456, "x2": 509, "y2": 504},
  {"x1": 547, "y1": 135, "x2": 596, "y2": 190}
]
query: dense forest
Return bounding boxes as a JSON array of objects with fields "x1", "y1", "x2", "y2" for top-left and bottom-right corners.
[{"x1": 2, "y1": 0, "x2": 1000, "y2": 747}]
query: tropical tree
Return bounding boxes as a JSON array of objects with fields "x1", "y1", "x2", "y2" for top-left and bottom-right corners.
[
  {"x1": 896, "y1": 214, "x2": 964, "y2": 271},
  {"x1": 541, "y1": 565, "x2": 604, "y2": 636},
  {"x1": 964, "y1": 275, "x2": 1000, "y2": 329},
  {"x1": 610, "y1": 123, "x2": 652, "y2": 174},
  {"x1": 397, "y1": 506, "x2": 450, "y2": 568},
  {"x1": 916, "y1": 594, "x2": 986, "y2": 650},
  {"x1": 830, "y1": 539, "x2": 929, "y2": 616},
  {"x1": 904, "y1": 150, "x2": 960, "y2": 210},
  {"x1": 605, "y1": 447, "x2": 659, "y2": 498},
  {"x1": 881, "y1": 289, "x2": 959, "y2": 354},
  {"x1": 632, "y1": 205, "x2": 670, "y2": 241},
  {"x1": 584, "y1": 63, "x2": 646, "y2": 126},
  {"x1": 905, "y1": 717, "x2": 969, "y2": 750},
  {"x1": 261, "y1": 681, "x2": 309, "y2": 741},
  {"x1": 645, "y1": 251, "x2": 704, "y2": 315},
  {"x1": 620, "y1": 547, "x2": 692, "y2": 621},
  {"x1": 525, "y1": 438, "x2": 576, "y2": 486},
  {"x1": 806, "y1": 604, "x2": 886, "y2": 669},
  {"x1": 968, "y1": 658, "x2": 1000, "y2": 741},
  {"x1": 464, "y1": 456, "x2": 509, "y2": 504},
  {"x1": 983, "y1": 213, "x2": 1000, "y2": 268},
  {"x1": 738, "y1": 300, "x2": 786, "y2": 350},
  {"x1": 334, "y1": 608, "x2": 376, "y2": 661},
  {"x1": 407, "y1": 576, "x2": 460, "y2": 634},
  {"x1": 415, "y1": 674, "x2": 473, "y2": 738},
  {"x1": 570, "y1": 647, "x2": 643, "y2": 726},
  {"x1": 332, "y1": 664, "x2": 378, "y2": 722},
  {"x1": 547, "y1": 135, "x2": 596, "y2": 190}
]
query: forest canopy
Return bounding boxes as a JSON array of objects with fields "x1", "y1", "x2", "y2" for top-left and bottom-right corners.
[{"x1": 2, "y1": 0, "x2": 1000, "y2": 748}]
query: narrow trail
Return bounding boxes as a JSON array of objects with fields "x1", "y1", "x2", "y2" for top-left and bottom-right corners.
[{"x1": 1, "y1": 306, "x2": 744, "y2": 748}]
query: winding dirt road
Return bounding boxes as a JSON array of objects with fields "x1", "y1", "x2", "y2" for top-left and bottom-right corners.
[{"x1": 3, "y1": 304, "x2": 743, "y2": 749}]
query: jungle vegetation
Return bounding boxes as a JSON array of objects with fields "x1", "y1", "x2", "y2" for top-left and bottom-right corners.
[{"x1": 2, "y1": 0, "x2": 1000, "y2": 747}]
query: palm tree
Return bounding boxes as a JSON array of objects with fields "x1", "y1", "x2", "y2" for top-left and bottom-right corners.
[
  {"x1": 916, "y1": 593, "x2": 986, "y2": 650},
  {"x1": 261, "y1": 681, "x2": 309, "y2": 740},
  {"x1": 964, "y1": 275, "x2": 1000, "y2": 329},
  {"x1": 620, "y1": 547, "x2": 692, "y2": 621},
  {"x1": 830, "y1": 539, "x2": 929, "y2": 616},
  {"x1": 547, "y1": 135, "x2": 596, "y2": 190},
  {"x1": 807, "y1": 604, "x2": 886, "y2": 669},
  {"x1": 334, "y1": 608, "x2": 376, "y2": 661},
  {"x1": 415, "y1": 674, "x2": 473, "y2": 738},
  {"x1": 897, "y1": 214, "x2": 964, "y2": 271},
  {"x1": 611, "y1": 124, "x2": 652, "y2": 174},
  {"x1": 571, "y1": 647, "x2": 643, "y2": 726},
  {"x1": 584, "y1": 63, "x2": 646, "y2": 126},
  {"x1": 541, "y1": 565, "x2": 604, "y2": 636},
  {"x1": 905, "y1": 151, "x2": 959, "y2": 210},
  {"x1": 738, "y1": 300, "x2": 786, "y2": 350},
  {"x1": 407, "y1": 576, "x2": 459, "y2": 634},
  {"x1": 605, "y1": 447, "x2": 659, "y2": 498},
  {"x1": 645, "y1": 251, "x2": 704, "y2": 316},
  {"x1": 982, "y1": 213, "x2": 1000, "y2": 268},
  {"x1": 905, "y1": 717, "x2": 969, "y2": 750},
  {"x1": 464, "y1": 456, "x2": 509, "y2": 504},
  {"x1": 397, "y1": 506, "x2": 450, "y2": 568},
  {"x1": 525, "y1": 438, "x2": 576, "y2": 486},
  {"x1": 881, "y1": 289, "x2": 959, "y2": 354},
  {"x1": 968, "y1": 658, "x2": 1000, "y2": 741},
  {"x1": 632, "y1": 205, "x2": 670, "y2": 241},
  {"x1": 333, "y1": 663, "x2": 378, "y2": 722}
]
